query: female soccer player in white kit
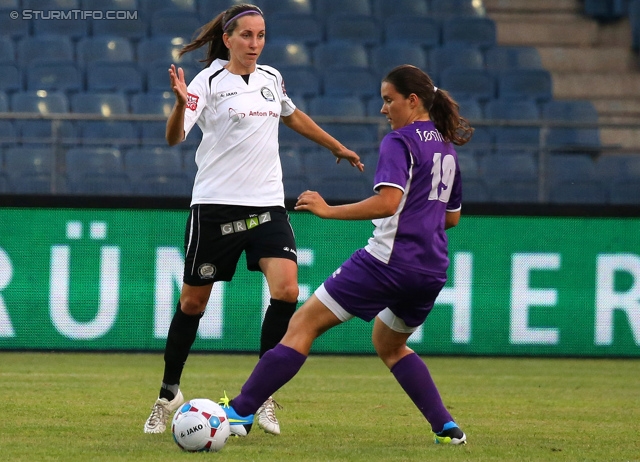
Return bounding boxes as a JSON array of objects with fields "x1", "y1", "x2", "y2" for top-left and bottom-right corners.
[{"x1": 143, "y1": 3, "x2": 363, "y2": 436}]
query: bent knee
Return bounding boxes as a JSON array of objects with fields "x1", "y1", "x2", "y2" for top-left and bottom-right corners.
[
  {"x1": 270, "y1": 284, "x2": 299, "y2": 304},
  {"x1": 180, "y1": 295, "x2": 208, "y2": 316}
]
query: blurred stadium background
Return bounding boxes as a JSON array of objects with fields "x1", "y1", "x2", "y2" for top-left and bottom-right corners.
[{"x1": 0, "y1": 0, "x2": 639, "y2": 204}]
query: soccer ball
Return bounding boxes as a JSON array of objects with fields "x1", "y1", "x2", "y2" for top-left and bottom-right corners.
[{"x1": 171, "y1": 399, "x2": 230, "y2": 452}]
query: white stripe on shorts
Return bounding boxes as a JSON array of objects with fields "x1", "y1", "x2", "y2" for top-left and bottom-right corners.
[
  {"x1": 314, "y1": 283, "x2": 353, "y2": 322},
  {"x1": 377, "y1": 308, "x2": 420, "y2": 334}
]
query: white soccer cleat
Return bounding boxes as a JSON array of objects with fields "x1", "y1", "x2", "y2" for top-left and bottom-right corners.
[
  {"x1": 143, "y1": 389, "x2": 185, "y2": 434},
  {"x1": 256, "y1": 396, "x2": 282, "y2": 435}
]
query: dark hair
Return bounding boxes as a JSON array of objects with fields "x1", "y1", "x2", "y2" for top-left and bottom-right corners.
[
  {"x1": 178, "y1": 3, "x2": 263, "y2": 67},
  {"x1": 383, "y1": 65, "x2": 473, "y2": 146}
]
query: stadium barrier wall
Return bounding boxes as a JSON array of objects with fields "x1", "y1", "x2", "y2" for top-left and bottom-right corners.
[{"x1": 0, "y1": 205, "x2": 639, "y2": 357}]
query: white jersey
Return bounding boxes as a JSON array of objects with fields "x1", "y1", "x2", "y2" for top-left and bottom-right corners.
[{"x1": 183, "y1": 58, "x2": 296, "y2": 207}]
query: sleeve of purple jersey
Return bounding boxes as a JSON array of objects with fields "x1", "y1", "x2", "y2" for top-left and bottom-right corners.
[{"x1": 373, "y1": 133, "x2": 411, "y2": 192}]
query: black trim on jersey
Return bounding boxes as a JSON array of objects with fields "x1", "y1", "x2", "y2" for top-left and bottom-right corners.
[
  {"x1": 208, "y1": 68, "x2": 226, "y2": 90},
  {"x1": 241, "y1": 74, "x2": 250, "y2": 84},
  {"x1": 257, "y1": 66, "x2": 277, "y2": 79}
]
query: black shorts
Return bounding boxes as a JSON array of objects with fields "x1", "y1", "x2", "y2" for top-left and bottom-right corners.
[{"x1": 183, "y1": 204, "x2": 297, "y2": 286}]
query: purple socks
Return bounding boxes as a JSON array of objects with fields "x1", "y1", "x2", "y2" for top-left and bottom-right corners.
[
  {"x1": 231, "y1": 343, "x2": 307, "y2": 416},
  {"x1": 390, "y1": 353, "x2": 453, "y2": 432}
]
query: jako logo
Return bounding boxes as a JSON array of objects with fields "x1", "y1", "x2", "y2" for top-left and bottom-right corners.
[{"x1": 186, "y1": 424, "x2": 204, "y2": 435}]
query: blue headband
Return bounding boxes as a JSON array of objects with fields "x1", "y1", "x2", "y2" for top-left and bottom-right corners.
[{"x1": 223, "y1": 10, "x2": 262, "y2": 31}]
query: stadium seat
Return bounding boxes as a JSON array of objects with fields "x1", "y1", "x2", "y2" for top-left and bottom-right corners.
[
  {"x1": 457, "y1": 152, "x2": 481, "y2": 180},
  {"x1": 372, "y1": 0, "x2": 429, "y2": 19},
  {"x1": 17, "y1": 36, "x2": 74, "y2": 66},
  {"x1": 384, "y1": 16, "x2": 441, "y2": 50},
  {"x1": 258, "y1": 40, "x2": 311, "y2": 69},
  {"x1": 76, "y1": 37, "x2": 135, "y2": 69},
  {"x1": 631, "y1": 0, "x2": 640, "y2": 50},
  {"x1": 316, "y1": 0, "x2": 372, "y2": 17},
  {"x1": 366, "y1": 98, "x2": 383, "y2": 117},
  {"x1": 92, "y1": 12, "x2": 148, "y2": 41},
  {"x1": 131, "y1": 91, "x2": 174, "y2": 116},
  {"x1": 23, "y1": 0, "x2": 79, "y2": 7},
  {"x1": 313, "y1": 41, "x2": 369, "y2": 70},
  {"x1": 72, "y1": 172, "x2": 133, "y2": 195},
  {"x1": 0, "y1": 36, "x2": 15, "y2": 63},
  {"x1": 278, "y1": 66, "x2": 321, "y2": 99},
  {"x1": 485, "y1": 99, "x2": 540, "y2": 151},
  {"x1": 267, "y1": 14, "x2": 323, "y2": 45},
  {"x1": 596, "y1": 154, "x2": 630, "y2": 180},
  {"x1": 468, "y1": 126, "x2": 493, "y2": 156},
  {"x1": 548, "y1": 179, "x2": 607, "y2": 204},
  {"x1": 26, "y1": 62, "x2": 82, "y2": 93},
  {"x1": 546, "y1": 154, "x2": 597, "y2": 184},
  {"x1": 0, "y1": 0, "x2": 18, "y2": 7},
  {"x1": 71, "y1": 93, "x2": 135, "y2": 146},
  {"x1": 32, "y1": 12, "x2": 88, "y2": 39},
  {"x1": 442, "y1": 17, "x2": 497, "y2": 49},
  {"x1": 81, "y1": 0, "x2": 137, "y2": 10},
  {"x1": 11, "y1": 91, "x2": 75, "y2": 144},
  {"x1": 0, "y1": 8, "x2": 29, "y2": 39},
  {"x1": 439, "y1": 68, "x2": 496, "y2": 102},
  {"x1": 150, "y1": 9, "x2": 202, "y2": 39},
  {"x1": 326, "y1": 15, "x2": 381, "y2": 46},
  {"x1": 480, "y1": 152, "x2": 538, "y2": 186},
  {"x1": 146, "y1": 62, "x2": 200, "y2": 92},
  {"x1": 0, "y1": 91, "x2": 7, "y2": 111},
  {"x1": 431, "y1": 0, "x2": 485, "y2": 18},
  {"x1": 322, "y1": 69, "x2": 379, "y2": 99},
  {"x1": 0, "y1": 120, "x2": 16, "y2": 145},
  {"x1": 125, "y1": 147, "x2": 183, "y2": 181},
  {"x1": 3, "y1": 146, "x2": 54, "y2": 179},
  {"x1": 370, "y1": 43, "x2": 427, "y2": 77},
  {"x1": 315, "y1": 175, "x2": 372, "y2": 201},
  {"x1": 497, "y1": 69, "x2": 553, "y2": 101},
  {"x1": 261, "y1": 0, "x2": 312, "y2": 16},
  {"x1": 584, "y1": 0, "x2": 628, "y2": 21},
  {"x1": 199, "y1": 0, "x2": 259, "y2": 22},
  {"x1": 12, "y1": 172, "x2": 68, "y2": 194},
  {"x1": 65, "y1": 146, "x2": 125, "y2": 184},
  {"x1": 462, "y1": 179, "x2": 490, "y2": 202},
  {"x1": 137, "y1": 36, "x2": 204, "y2": 71},
  {"x1": 428, "y1": 44, "x2": 484, "y2": 76},
  {"x1": 139, "y1": 0, "x2": 196, "y2": 15},
  {"x1": 279, "y1": 147, "x2": 305, "y2": 177},
  {"x1": 318, "y1": 123, "x2": 377, "y2": 149},
  {"x1": 457, "y1": 98, "x2": 483, "y2": 121},
  {"x1": 0, "y1": 64, "x2": 20, "y2": 93},
  {"x1": 485, "y1": 46, "x2": 543, "y2": 72},
  {"x1": 135, "y1": 173, "x2": 192, "y2": 196},
  {"x1": 70, "y1": 92, "x2": 128, "y2": 115},
  {"x1": 86, "y1": 62, "x2": 144, "y2": 94},
  {"x1": 0, "y1": 172, "x2": 10, "y2": 193},
  {"x1": 282, "y1": 174, "x2": 311, "y2": 200},
  {"x1": 609, "y1": 179, "x2": 640, "y2": 205},
  {"x1": 308, "y1": 96, "x2": 366, "y2": 117},
  {"x1": 541, "y1": 100, "x2": 600, "y2": 152},
  {"x1": 489, "y1": 179, "x2": 539, "y2": 203}
]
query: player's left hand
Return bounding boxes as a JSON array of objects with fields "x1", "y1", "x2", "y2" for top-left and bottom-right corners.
[
  {"x1": 295, "y1": 190, "x2": 331, "y2": 218},
  {"x1": 333, "y1": 148, "x2": 364, "y2": 172}
]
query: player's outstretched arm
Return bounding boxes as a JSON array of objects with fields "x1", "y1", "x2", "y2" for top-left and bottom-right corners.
[{"x1": 295, "y1": 186, "x2": 402, "y2": 220}]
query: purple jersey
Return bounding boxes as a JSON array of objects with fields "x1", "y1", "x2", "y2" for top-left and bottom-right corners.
[{"x1": 364, "y1": 121, "x2": 461, "y2": 276}]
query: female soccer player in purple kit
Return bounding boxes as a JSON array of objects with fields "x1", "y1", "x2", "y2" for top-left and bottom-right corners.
[{"x1": 220, "y1": 64, "x2": 473, "y2": 445}]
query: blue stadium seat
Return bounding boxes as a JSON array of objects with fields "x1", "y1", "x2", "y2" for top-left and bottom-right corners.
[
  {"x1": 462, "y1": 179, "x2": 490, "y2": 202},
  {"x1": 150, "y1": 9, "x2": 201, "y2": 39},
  {"x1": 268, "y1": 14, "x2": 323, "y2": 45},
  {"x1": 137, "y1": 36, "x2": 204, "y2": 70},
  {"x1": 0, "y1": 64, "x2": 20, "y2": 93},
  {"x1": 584, "y1": 0, "x2": 628, "y2": 20},
  {"x1": 596, "y1": 154, "x2": 630, "y2": 180},
  {"x1": 313, "y1": 41, "x2": 369, "y2": 70},
  {"x1": 0, "y1": 120, "x2": 16, "y2": 145},
  {"x1": 26, "y1": 62, "x2": 82, "y2": 92},
  {"x1": 0, "y1": 8, "x2": 29, "y2": 39},
  {"x1": 548, "y1": 179, "x2": 607, "y2": 204},
  {"x1": 125, "y1": 146, "x2": 182, "y2": 180},
  {"x1": 261, "y1": 0, "x2": 312, "y2": 16},
  {"x1": 81, "y1": 0, "x2": 137, "y2": 10},
  {"x1": 457, "y1": 152, "x2": 481, "y2": 180},
  {"x1": 0, "y1": 36, "x2": 15, "y2": 63},
  {"x1": 428, "y1": 44, "x2": 484, "y2": 76},
  {"x1": 11, "y1": 172, "x2": 68, "y2": 194},
  {"x1": 139, "y1": 0, "x2": 196, "y2": 15},
  {"x1": 326, "y1": 15, "x2": 381, "y2": 46},
  {"x1": 4, "y1": 146, "x2": 54, "y2": 179},
  {"x1": 370, "y1": 43, "x2": 427, "y2": 76},
  {"x1": 135, "y1": 173, "x2": 192, "y2": 196},
  {"x1": 366, "y1": 98, "x2": 383, "y2": 117},
  {"x1": 314, "y1": 175, "x2": 372, "y2": 201},
  {"x1": 0, "y1": 172, "x2": 10, "y2": 193},
  {"x1": 72, "y1": 172, "x2": 133, "y2": 195},
  {"x1": 71, "y1": 92, "x2": 128, "y2": 115},
  {"x1": 484, "y1": 46, "x2": 543, "y2": 72},
  {"x1": 308, "y1": 96, "x2": 366, "y2": 117},
  {"x1": 92, "y1": 12, "x2": 148, "y2": 41},
  {"x1": 65, "y1": 146, "x2": 125, "y2": 183},
  {"x1": 32, "y1": 12, "x2": 88, "y2": 39},
  {"x1": 322, "y1": 69, "x2": 379, "y2": 99},
  {"x1": 316, "y1": 0, "x2": 372, "y2": 17},
  {"x1": 631, "y1": 0, "x2": 640, "y2": 49},
  {"x1": 609, "y1": 179, "x2": 640, "y2": 205},
  {"x1": 485, "y1": 99, "x2": 540, "y2": 151},
  {"x1": 372, "y1": 0, "x2": 429, "y2": 19},
  {"x1": 76, "y1": 37, "x2": 135, "y2": 68},
  {"x1": 146, "y1": 62, "x2": 200, "y2": 92},
  {"x1": 17, "y1": 36, "x2": 74, "y2": 66},
  {"x1": 23, "y1": 0, "x2": 79, "y2": 7},
  {"x1": 490, "y1": 179, "x2": 539, "y2": 203},
  {"x1": 498, "y1": 69, "x2": 553, "y2": 101},
  {"x1": 279, "y1": 146, "x2": 305, "y2": 177},
  {"x1": 279, "y1": 123, "x2": 318, "y2": 150},
  {"x1": 384, "y1": 16, "x2": 440, "y2": 50},
  {"x1": 131, "y1": 92, "x2": 174, "y2": 116},
  {"x1": 86, "y1": 62, "x2": 144, "y2": 94},
  {"x1": 480, "y1": 152, "x2": 537, "y2": 186},
  {"x1": 282, "y1": 174, "x2": 311, "y2": 200},
  {"x1": 439, "y1": 68, "x2": 496, "y2": 102},
  {"x1": 0, "y1": 91, "x2": 7, "y2": 111},
  {"x1": 541, "y1": 100, "x2": 600, "y2": 152},
  {"x1": 546, "y1": 154, "x2": 597, "y2": 184},
  {"x1": 0, "y1": 0, "x2": 18, "y2": 7},
  {"x1": 468, "y1": 126, "x2": 493, "y2": 156},
  {"x1": 278, "y1": 66, "x2": 321, "y2": 98},
  {"x1": 431, "y1": 0, "x2": 485, "y2": 18},
  {"x1": 198, "y1": 0, "x2": 259, "y2": 22},
  {"x1": 71, "y1": 93, "x2": 135, "y2": 146},
  {"x1": 11, "y1": 91, "x2": 75, "y2": 144},
  {"x1": 442, "y1": 17, "x2": 496, "y2": 49},
  {"x1": 258, "y1": 40, "x2": 311, "y2": 69},
  {"x1": 318, "y1": 123, "x2": 376, "y2": 149},
  {"x1": 457, "y1": 98, "x2": 483, "y2": 121}
]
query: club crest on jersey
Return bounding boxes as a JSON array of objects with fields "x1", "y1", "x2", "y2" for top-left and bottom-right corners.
[
  {"x1": 261, "y1": 87, "x2": 275, "y2": 102},
  {"x1": 186, "y1": 93, "x2": 199, "y2": 111},
  {"x1": 229, "y1": 108, "x2": 245, "y2": 123}
]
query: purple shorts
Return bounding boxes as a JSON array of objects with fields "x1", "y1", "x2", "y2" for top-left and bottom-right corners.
[{"x1": 320, "y1": 248, "x2": 447, "y2": 328}]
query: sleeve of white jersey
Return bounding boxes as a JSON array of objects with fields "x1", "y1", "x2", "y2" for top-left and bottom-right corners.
[
  {"x1": 183, "y1": 71, "x2": 208, "y2": 138},
  {"x1": 274, "y1": 68, "x2": 296, "y2": 117}
]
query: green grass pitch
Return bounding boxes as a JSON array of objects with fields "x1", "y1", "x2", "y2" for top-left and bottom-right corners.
[{"x1": 1, "y1": 352, "x2": 639, "y2": 461}]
